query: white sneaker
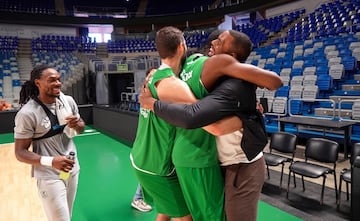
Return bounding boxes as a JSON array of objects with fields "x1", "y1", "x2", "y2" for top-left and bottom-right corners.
[{"x1": 131, "y1": 199, "x2": 152, "y2": 212}]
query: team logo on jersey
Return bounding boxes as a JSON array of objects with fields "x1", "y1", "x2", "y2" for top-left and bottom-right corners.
[
  {"x1": 140, "y1": 108, "x2": 150, "y2": 118},
  {"x1": 41, "y1": 117, "x2": 51, "y2": 129},
  {"x1": 147, "y1": 75, "x2": 154, "y2": 85},
  {"x1": 180, "y1": 70, "x2": 192, "y2": 81},
  {"x1": 40, "y1": 191, "x2": 48, "y2": 199}
]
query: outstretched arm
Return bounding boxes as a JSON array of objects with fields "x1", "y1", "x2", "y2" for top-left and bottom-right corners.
[{"x1": 201, "y1": 54, "x2": 282, "y2": 91}]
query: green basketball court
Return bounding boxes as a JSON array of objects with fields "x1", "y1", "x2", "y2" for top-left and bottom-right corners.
[{"x1": 0, "y1": 128, "x2": 302, "y2": 221}]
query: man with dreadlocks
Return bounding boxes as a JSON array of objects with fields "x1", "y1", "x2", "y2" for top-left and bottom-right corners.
[{"x1": 14, "y1": 64, "x2": 85, "y2": 221}]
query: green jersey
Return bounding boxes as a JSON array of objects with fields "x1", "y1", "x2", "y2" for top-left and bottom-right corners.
[
  {"x1": 131, "y1": 65, "x2": 176, "y2": 176},
  {"x1": 172, "y1": 54, "x2": 218, "y2": 167}
]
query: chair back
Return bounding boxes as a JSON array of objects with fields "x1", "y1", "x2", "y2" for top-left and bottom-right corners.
[
  {"x1": 351, "y1": 143, "x2": 360, "y2": 165},
  {"x1": 305, "y1": 138, "x2": 339, "y2": 163},
  {"x1": 270, "y1": 132, "x2": 297, "y2": 153}
]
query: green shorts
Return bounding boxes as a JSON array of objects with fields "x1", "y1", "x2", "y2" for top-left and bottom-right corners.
[
  {"x1": 134, "y1": 169, "x2": 190, "y2": 217},
  {"x1": 176, "y1": 165, "x2": 226, "y2": 221}
]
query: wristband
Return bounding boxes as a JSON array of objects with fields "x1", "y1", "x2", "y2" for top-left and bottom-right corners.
[{"x1": 40, "y1": 156, "x2": 54, "y2": 167}]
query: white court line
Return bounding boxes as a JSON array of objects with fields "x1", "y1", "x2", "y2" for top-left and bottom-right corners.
[
  {"x1": 0, "y1": 131, "x2": 101, "y2": 145},
  {"x1": 76, "y1": 132, "x2": 101, "y2": 137},
  {"x1": 0, "y1": 142, "x2": 14, "y2": 145}
]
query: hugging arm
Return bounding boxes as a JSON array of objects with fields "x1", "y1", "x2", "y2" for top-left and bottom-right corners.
[
  {"x1": 144, "y1": 78, "x2": 247, "y2": 134},
  {"x1": 201, "y1": 54, "x2": 283, "y2": 91},
  {"x1": 154, "y1": 92, "x2": 239, "y2": 129},
  {"x1": 142, "y1": 74, "x2": 243, "y2": 135}
]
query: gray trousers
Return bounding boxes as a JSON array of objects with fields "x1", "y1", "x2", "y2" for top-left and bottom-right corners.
[
  {"x1": 37, "y1": 172, "x2": 79, "y2": 221},
  {"x1": 222, "y1": 157, "x2": 266, "y2": 221}
]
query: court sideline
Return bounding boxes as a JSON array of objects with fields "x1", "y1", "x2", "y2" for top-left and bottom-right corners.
[{"x1": 0, "y1": 128, "x2": 346, "y2": 220}]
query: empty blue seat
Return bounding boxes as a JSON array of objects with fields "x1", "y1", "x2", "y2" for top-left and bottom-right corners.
[
  {"x1": 303, "y1": 59, "x2": 314, "y2": 68},
  {"x1": 251, "y1": 60, "x2": 259, "y2": 66},
  {"x1": 272, "y1": 66, "x2": 281, "y2": 74},
  {"x1": 342, "y1": 56, "x2": 356, "y2": 71},
  {"x1": 317, "y1": 74, "x2": 333, "y2": 91},
  {"x1": 314, "y1": 46, "x2": 325, "y2": 53},
  {"x1": 282, "y1": 60, "x2": 293, "y2": 68},
  {"x1": 291, "y1": 68, "x2": 303, "y2": 77},
  {"x1": 274, "y1": 58, "x2": 284, "y2": 65},
  {"x1": 316, "y1": 58, "x2": 328, "y2": 66},
  {"x1": 293, "y1": 55, "x2": 304, "y2": 61},
  {"x1": 289, "y1": 100, "x2": 302, "y2": 115},
  {"x1": 316, "y1": 66, "x2": 329, "y2": 75},
  {"x1": 264, "y1": 63, "x2": 273, "y2": 70},
  {"x1": 275, "y1": 86, "x2": 290, "y2": 97},
  {"x1": 339, "y1": 49, "x2": 352, "y2": 57}
]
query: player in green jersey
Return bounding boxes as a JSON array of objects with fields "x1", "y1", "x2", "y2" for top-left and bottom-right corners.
[{"x1": 131, "y1": 26, "x2": 196, "y2": 221}]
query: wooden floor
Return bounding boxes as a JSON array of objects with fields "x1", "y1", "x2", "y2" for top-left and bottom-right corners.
[{"x1": 0, "y1": 143, "x2": 47, "y2": 221}]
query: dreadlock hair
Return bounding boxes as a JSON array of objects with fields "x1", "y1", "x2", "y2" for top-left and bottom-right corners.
[{"x1": 19, "y1": 64, "x2": 53, "y2": 105}]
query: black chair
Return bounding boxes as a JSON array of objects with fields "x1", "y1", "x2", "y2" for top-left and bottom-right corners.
[
  {"x1": 286, "y1": 138, "x2": 339, "y2": 205},
  {"x1": 338, "y1": 143, "x2": 360, "y2": 207},
  {"x1": 264, "y1": 132, "x2": 297, "y2": 188},
  {"x1": 352, "y1": 155, "x2": 360, "y2": 219}
]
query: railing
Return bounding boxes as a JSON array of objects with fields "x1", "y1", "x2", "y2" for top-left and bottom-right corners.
[
  {"x1": 339, "y1": 99, "x2": 360, "y2": 123},
  {"x1": 264, "y1": 97, "x2": 287, "y2": 130},
  {"x1": 288, "y1": 98, "x2": 336, "y2": 119}
]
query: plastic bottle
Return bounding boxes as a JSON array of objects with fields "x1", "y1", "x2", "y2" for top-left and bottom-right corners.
[{"x1": 59, "y1": 151, "x2": 75, "y2": 180}]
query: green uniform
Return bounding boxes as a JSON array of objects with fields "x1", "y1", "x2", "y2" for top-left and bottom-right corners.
[
  {"x1": 131, "y1": 64, "x2": 189, "y2": 217},
  {"x1": 173, "y1": 54, "x2": 219, "y2": 168},
  {"x1": 174, "y1": 54, "x2": 226, "y2": 221},
  {"x1": 131, "y1": 65, "x2": 176, "y2": 176}
]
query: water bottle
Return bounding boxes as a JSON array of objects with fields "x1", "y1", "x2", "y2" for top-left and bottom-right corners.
[{"x1": 59, "y1": 151, "x2": 75, "y2": 180}]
